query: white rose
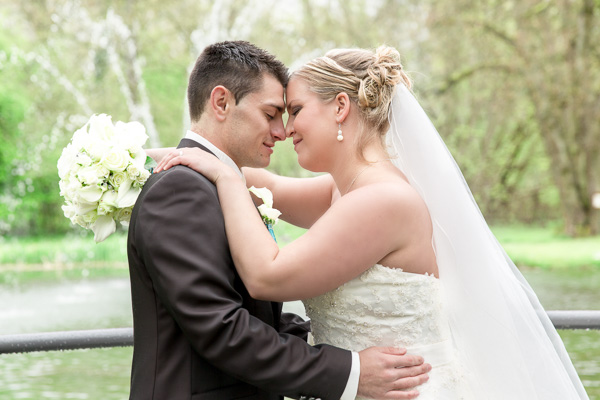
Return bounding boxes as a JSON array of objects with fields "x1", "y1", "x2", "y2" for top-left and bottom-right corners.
[
  {"x1": 88, "y1": 114, "x2": 115, "y2": 141},
  {"x1": 77, "y1": 166, "x2": 101, "y2": 186},
  {"x1": 59, "y1": 179, "x2": 69, "y2": 197},
  {"x1": 95, "y1": 163, "x2": 110, "y2": 179},
  {"x1": 62, "y1": 203, "x2": 77, "y2": 219},
  {"x1": 109, "y1": 171, "x2": 128, "y2": 188},
  {"x1": 126, "y1": 164, "x2": 142, "y2": 180},
  {"x1": 115, "y1": 120, "x2": 149, "y2": 150},
  {"x1": 97, "y1": 190, "x2": 118, "y2": 216},
  {"x1": 76, "y1": 153, "x2": 93, "y2": 167},
  {"x1": 70, "y1": 126, "x2": 89, "y2": 149},
  {"x1": 64, "y1": 178, "x2": 83, "y2": 200},
  {"x1": 97, "y1": 201, "x2": 114, "y2": 216},
  {"x1": 84, "y1": 135, "x2": 111, "y2": 161},
  {"x1": 57, "y1": 146, "x2": 77, "y2": 179},
  {"x1": 73, "y1": 215, "x2": 89, "y2": 228},
  {"x1": 101, "y1": 148, "x2": 130, "y2": 172},
  {"x1": 257, "y1": 204, "x2": 281, "y2": 225},
  {"x1": 81, "y1": 209, "x2": 99, "y2": 224},
  {"x1": 135, "y1": 168, "x2": 150, "y2": 185},
  {"x1": 115, "y1": 206, "x2": 133, "y2": 225}
]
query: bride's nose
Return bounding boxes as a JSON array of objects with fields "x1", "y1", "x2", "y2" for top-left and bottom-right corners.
[{"x1": 285, "y1": 121, "x2": 294, "y2": 137}]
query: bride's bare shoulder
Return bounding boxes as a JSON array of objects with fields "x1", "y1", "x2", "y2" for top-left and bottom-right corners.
[{"x1": 350, "y1": 177, "x2": 425, "y2": 209}]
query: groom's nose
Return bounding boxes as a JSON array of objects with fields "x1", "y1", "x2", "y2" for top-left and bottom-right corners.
[{"x1": 271, "y1": 122, "x2": 286, "y2": 142}]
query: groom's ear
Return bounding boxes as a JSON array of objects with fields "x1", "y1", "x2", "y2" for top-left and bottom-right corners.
[
  {"x1": 210, "y1": 86, "x2": 233, "y2": 122},
  {"x1": 334, "y1": 92, "x2": 351, "y2": 123}
]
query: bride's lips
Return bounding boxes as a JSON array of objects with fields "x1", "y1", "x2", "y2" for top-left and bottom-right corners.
[{"x1": 293, "y1": 139, "x2": 302, "y2": 150}]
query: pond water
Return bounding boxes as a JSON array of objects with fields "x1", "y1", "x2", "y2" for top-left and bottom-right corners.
[
  {"x1": 0, "y1": 278, "x2": 132, "y2": 335},
  {"x1": 0, "y1": 267, "x2": 598, "y2": 399}
]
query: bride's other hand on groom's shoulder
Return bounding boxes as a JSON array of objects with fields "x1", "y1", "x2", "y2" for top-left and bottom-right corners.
[{"x1": 358, "y1": 346, "x2": 430, "y2": 399}]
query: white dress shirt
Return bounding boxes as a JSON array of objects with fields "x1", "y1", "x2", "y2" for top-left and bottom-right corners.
[
  {"x1": 183, "y1": 131, "x2": 360, "y2": 400},
  {"x1": 185, "y1": 130, "x2": 244, "y2": 180}
]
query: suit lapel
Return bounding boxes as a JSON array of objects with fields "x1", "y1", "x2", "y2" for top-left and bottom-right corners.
[{"x1": 179, "y1": 137, "x2": 283, "y2": 325}]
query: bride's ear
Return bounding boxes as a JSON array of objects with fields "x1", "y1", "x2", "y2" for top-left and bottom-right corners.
[{"x1": 334, "y1": 92, "x2": 351, "y2": 124}]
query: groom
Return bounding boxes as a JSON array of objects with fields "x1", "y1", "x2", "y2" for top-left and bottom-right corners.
[{"x1": 127, "y1": 41, "x2": 429, "y2": 400}]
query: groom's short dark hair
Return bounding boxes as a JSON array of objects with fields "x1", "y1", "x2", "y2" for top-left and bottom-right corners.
[{"x1": 188, "y1": 41, "x2": 289, "y2": 122}]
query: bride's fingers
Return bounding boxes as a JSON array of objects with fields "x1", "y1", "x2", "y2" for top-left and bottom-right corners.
[
  {"x1": 161, "y1": 154, "x2": 189, "y2": 172},
  {"x1": 154, "y1": 151, "x2": 176, "y2": 172},
  {"x1": 155, "y1": 148, "x2": 193, "y2": 172}
]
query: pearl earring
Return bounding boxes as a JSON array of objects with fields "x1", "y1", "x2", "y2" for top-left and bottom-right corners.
[{"x1": 337, "y1": 123, "x2": 344, "y2": 142}]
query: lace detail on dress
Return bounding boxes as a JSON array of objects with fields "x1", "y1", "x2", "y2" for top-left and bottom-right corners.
[{"x1": 303, "y1": 264, "x2": 471, "y2": 399}]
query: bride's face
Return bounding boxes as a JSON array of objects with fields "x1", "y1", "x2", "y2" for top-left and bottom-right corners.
[{"x1": 285, "y1": 78, "x2": 338, "y2": 172}]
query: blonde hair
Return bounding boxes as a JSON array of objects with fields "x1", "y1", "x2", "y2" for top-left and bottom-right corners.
[{"x1": 292, "y1": 45, "x2": 411, "y2": 157}]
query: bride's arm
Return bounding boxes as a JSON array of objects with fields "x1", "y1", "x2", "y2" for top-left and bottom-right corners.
[
  {"x1": 243, "y1": 167, "x2": 337, "y2": 229},
  {"x1": 148, "y1": 150, "x2": 335, "y2": 228},
  {"x1": 155, "y1": 149, "x2": 414, "y2": 302}
]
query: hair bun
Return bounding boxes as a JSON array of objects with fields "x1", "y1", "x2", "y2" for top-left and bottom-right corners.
[
  {"x1": 353, "y1": 46, "x2": 410, "y2": 135},
  {"x1": 358, "y1": 46, "x2": 411, "y2": 110}
]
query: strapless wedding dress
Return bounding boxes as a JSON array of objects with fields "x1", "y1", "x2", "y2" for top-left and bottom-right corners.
[{"x1": 303, "y1": 264, "x2": 472, "y2": 399}]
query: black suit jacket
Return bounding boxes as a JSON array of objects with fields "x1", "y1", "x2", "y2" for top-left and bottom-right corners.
[{"x1": 127, "y1": 138, "x2": 352, "y2": 400}]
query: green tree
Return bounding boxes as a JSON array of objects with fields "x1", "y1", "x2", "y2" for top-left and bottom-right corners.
[{"x1": 425, "y1": 0, "x2": 600, "y2": 235}]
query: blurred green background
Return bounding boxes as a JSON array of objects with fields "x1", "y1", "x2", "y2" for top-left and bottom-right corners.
[
  {"x1": 0, "y1": 0, "x2": 598, "y2": 399},
  {"x1": 0, "y1": 0, "x2": 598, "y2": 238}
]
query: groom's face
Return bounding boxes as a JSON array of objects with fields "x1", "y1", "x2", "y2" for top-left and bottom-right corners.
[{"x1": 225, "y1": 73, "x2": 286, "y2": 168}]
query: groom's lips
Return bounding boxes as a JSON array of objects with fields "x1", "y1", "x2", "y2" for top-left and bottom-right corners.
[{"x1": 263, "y1": 143, "x2": 274, "y2": 154}]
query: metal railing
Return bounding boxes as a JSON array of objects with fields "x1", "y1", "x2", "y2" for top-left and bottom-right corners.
[{"x1": 0, "y1": 310, "x2": 599, "y2": 355}]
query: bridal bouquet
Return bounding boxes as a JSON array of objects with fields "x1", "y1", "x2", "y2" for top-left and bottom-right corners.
[{"x1": 58, "y1": 114, "x2": 155, "y2": 243}]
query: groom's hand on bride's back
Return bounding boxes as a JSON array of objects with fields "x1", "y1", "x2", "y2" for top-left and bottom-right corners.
[{"x1": 358, "y1": 347, "x2": 430, "y2": 399}]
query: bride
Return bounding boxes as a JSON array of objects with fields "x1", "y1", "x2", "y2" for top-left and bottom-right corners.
[{"x1": 154, "y1": 46, "x2": 589, "y2": 399}]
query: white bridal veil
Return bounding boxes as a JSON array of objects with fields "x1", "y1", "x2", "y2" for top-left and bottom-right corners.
[{"x1": 386, "y1": 85, "x2": 589, "y2": 399}]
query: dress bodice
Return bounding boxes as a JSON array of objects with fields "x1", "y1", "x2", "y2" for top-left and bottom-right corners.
[{"x1": 303, "y1": 264, "x2": 471, "y2": 399}]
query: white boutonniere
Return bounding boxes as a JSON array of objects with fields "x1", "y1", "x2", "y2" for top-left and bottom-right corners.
[{"x1": 248, "y1": 186, "x2": 281, "y2": 242}]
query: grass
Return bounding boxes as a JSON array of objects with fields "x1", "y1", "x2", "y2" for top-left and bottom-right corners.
[
  {"x1": 492, "y1": 225, "x2": 600, "y2": 269},
  {"x1": 0, "y1": 231, "x2": 128, "y2": 265},
  {"x1": 0, "y1": 231, "x2": 129, "y2": 285}
]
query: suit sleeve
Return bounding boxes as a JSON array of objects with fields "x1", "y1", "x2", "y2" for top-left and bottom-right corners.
[
  {"x1": 134, "y1": 166, "x2": 351, "y2": 400},
  {"x1": 279, "y1": 312, "x2": 311, "y2": 342}
]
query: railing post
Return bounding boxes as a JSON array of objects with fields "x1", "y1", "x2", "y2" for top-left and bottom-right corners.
[{"x1": 0, "y1": 328, "x2": 133, "y2": 354}]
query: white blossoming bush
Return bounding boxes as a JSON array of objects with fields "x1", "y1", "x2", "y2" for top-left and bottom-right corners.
[{"x1": 58, "y1": 114, "x2": 152, "y2": 242}]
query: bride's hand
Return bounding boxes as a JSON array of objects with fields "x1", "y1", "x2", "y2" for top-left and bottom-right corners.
[{"x1": 154, "y1": 147, "x2": 236, "y2": 184}]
